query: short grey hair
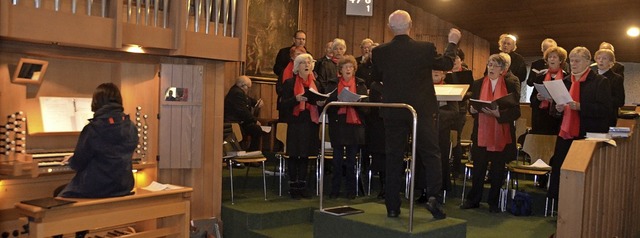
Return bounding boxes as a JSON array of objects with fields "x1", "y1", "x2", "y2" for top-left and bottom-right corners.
[
  {"x1": 569, "y1": 46, "x2": 592, "y2": 62},
  {"x1": 595, "y1": 49, "x2": 616, "y2": 65},
  {"x1": 488, "y1": 53, "x2": 511, "y2": 71},
  {"x1": 360, "y1": 38, "x2": 374, "y2": 47},
  {"x1": 498, "y1": 34, "x2": 518, "y2": 51},
  {"x1": 331, "y1": 38, "x2": 346, "y2": 51},
  {"x1": 388, "y1": 10, "x2": 411, "y2": 34},
  {"x1": 293, "y1": 53, "x2": 314, "y2": 75}
]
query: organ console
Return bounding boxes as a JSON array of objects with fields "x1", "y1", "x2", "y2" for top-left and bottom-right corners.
[{"x1": 29, "y1": 150, "x2": 75, "y2": 175}]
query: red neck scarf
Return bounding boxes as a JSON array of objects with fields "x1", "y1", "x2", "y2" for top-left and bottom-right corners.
[
  {"x1": 539, "y1": 68, "x2": 564, "y2": 109},
  {"x1": 559, "y1": 69, "x2": 589, "y2": 139},
  {"x1": 293, "y1": 73, "x2": 320, "y2": 123},
  {"x1": 282, "y1": 61, "x2": 294, "y2": 83},
  {"x1": 331, "y1": 56, "x2": 340, "y2": 64},
  {"x1": 337, "y1": 77, "x2": 362, "y2": 125},
  {"x1": 477, "y1": 76, "x2": 511, "y2": 151}
]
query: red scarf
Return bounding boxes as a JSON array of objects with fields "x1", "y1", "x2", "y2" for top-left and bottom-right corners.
[
  {"x1": 559, "y1": 69, "x2": 589, "y2": 139},
  {"x1": 477, "y1": 76, "x2": 512, "y2": 151},
  {"x1": 282, "y1": 61, "x2": 294, "y2": 83},
  {"x1": 331, "y1": 56, "x2": 339, "y2": 64},
  {"x1": 337, "y1": 77, "x2": 362, "y2": 125},
  {"x1": 293, "y1": 74, "x2": 320, "y2": 123},
  {"x1": 539, "y1": 68, "x2": 564, "y2": 109}
]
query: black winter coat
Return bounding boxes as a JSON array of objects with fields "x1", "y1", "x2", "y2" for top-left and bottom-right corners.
[{"x1": 60, "y1": 103, "x2": 138, "y2": 198}]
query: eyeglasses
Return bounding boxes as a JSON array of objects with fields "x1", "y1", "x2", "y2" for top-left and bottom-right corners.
[{"x1": 295, "y1": 38, "x2": 306, "y2": 41}]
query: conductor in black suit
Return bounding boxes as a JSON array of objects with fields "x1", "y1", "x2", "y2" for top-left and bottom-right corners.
[{"x1": 371, "y1": 9, "x2": 461, "y2": 219}]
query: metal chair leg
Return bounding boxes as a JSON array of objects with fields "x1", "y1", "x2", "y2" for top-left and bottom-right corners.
[
  {"x1": 229, "y1": 160, "x2": 235, "y2": 205},
  {"x1": 461, "y1": 166, "x2": 469, "y2": 204},
  {"x1": 262, "y1": 161, "x2": 267, "y2": 201},
  {"x1": 367, "y1": 154, "x2": 372, "y2": 196},
  {"x1": 277, "y1": 154, "x2": 283, "y2": 196}
]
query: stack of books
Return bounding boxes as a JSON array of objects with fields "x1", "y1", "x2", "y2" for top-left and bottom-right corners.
[{"x1": 609, "y1": 127, "x2": 631, "y2": 138}]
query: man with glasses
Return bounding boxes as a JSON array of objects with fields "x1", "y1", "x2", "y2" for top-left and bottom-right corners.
[
  {"x1": 224, "y1": 75, "x2": 264, "y2": 151},
  {"x1": 274, "y1": 30, "x2": 309, "y2": 78}
]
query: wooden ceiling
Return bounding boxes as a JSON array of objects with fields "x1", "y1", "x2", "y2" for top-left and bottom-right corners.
[{"x1": 406, "y1": 0, "x2": 640, "y2": 62}]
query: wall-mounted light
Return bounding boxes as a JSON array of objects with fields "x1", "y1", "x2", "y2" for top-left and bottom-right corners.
[
  {"x1": 125, "y1": 44, "x2": 145, "y2": 53},
  {"x1": 627, "y1": 27, "x2": 639, "y2": 37}
]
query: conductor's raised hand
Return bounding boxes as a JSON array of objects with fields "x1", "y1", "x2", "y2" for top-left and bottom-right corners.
[{"x1": 448, "y1": 28, "x2": 462, "y2": 44}]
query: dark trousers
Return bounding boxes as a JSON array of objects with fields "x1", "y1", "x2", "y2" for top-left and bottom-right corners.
[
  {"x1": 241, "y1": 122, "x2": 263, "y2": 151},
  {"x1": 438, "y1": 127, "x2": 452, "y2": 191},
  {"x1": 547, "y1": 137, "x2": 574, "y2": 199},
  {"x1": 466, "y1": 146, "x2": 510, "y2": 207},
  {"x1": 331, "y1": 145, "x2": 359, "y2": 195},
  {"x1": 384, "y1": 115, "x2": 441, "y2": 212},
  {"x1": 288, "y1": 157, "x2": 309, "y2": 182}
]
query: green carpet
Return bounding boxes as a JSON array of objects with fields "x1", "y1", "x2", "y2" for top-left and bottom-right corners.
[{"x1": 220, "y1": 161, "x2": 557, "y2": 238}]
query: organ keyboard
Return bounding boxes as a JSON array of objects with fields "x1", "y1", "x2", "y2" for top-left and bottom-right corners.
[{"x1": 28, "y1": 150, "x2": 74, "y2": 175}]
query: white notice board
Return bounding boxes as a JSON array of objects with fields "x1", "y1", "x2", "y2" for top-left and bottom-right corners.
[{"x1": 39, "y1": 97, "x2": 93, "y2": 132}]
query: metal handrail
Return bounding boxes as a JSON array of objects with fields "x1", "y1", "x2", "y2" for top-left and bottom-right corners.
[{"x1": 318, "y1": 101, "x2": 419, "y2": 233}]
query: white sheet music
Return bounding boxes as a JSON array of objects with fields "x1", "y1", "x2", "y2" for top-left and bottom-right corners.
[
  {"x1": 39, "y1": 97, "x2": 93, "y2": 132},
  {"x1": 533, "y1": 83, "x2": 552, "y2": 100},
  {"x1": 542, "y1": 80, "x2": 573, "y2": 105}
]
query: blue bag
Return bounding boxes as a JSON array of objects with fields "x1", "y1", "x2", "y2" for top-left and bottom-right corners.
[{"x1": 510, "y1": 190, "x2": 533, "y2": 216}]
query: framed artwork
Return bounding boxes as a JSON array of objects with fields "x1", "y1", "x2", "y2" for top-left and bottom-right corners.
[{"x1": 245, "y1": 0, "x2": 299, "y2": 80}]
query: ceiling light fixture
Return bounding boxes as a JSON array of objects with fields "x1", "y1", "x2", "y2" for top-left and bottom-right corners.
[{"x1": 627, "y1": 27, "x2": 639, "y2": 37}]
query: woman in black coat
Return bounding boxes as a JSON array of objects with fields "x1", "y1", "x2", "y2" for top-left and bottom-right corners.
[
  {"x1": 461, "y1": 53, "x2": 521, "y2": 213},
  {"x1": 547, "y1": 47, "x2": 611, "y2": 200},
  {"x1": 527, "y1": 46, "x2": 568, "y2": 135},
  {"x1": 594, "y1": 49, "x2": 625, "y2": 127},
  {"x1": 280, "y1": 53, "x2": 324, "y2": 199},
  {"x1": 324, "y1": 55, "x2": 369, "y2": 199}
]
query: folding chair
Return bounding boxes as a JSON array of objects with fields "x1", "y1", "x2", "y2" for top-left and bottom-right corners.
[
  {"x1": 507, "y1": 134, "x2": 556, "y2": 216},
  {"x1": 227, "y1": 123, "x2": 267, "y2": 204}
]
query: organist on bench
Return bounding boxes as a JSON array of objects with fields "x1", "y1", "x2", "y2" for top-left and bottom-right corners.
[{"x1": 56, "y1": 83, "x2": 138, "y2": 198}]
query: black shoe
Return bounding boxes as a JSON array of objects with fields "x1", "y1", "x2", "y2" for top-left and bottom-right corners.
[
  {"x1": 460, "y1": 201, "x2": 480, "y2": 209},
  {"x1": 299, "y1": 189, "x2": 311, "y2": 199},
  {"x1": 387, "y1": 209, "x2": 400, "y2": 218},
  {"x1": 489, "y1": 205, "x2": 500, "y2": 213},
  {"x1": 346, "y1": 192, "x2": 356, "y2": 200},
  {"x1": 415, "y1": 193, "x2": 429, "y2": 204},
  {"x1": 425, "y1": 197, "x2": 446, "y2": 219}
]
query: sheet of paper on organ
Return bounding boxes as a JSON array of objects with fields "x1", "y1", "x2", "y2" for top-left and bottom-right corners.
[{"x1": 39, "y1": 97, "x2": 93, "y2": 133}]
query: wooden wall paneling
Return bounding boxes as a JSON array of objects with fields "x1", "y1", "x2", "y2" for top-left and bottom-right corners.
[
  {"x1": 118, "y1": 62, "x2": 160, "y2": 188},
  {"x1": 159, "y1": 64, "x2": 173, "y2": 168},
  {"x1": 369, "y1": 0, "x2": 385, "y2": 44},
  {"x1": 180, "y1": 66, "x2": 195, "y2": 168},
  {"x1": 169, "y1": 66, "x2": 184, "y2": 168},
  {"x1": 191, "y1": 68, "x2": 204, "y2": 169},
  {"x1": 351, "y1": 16, "x2": 368, "y2": 57}
]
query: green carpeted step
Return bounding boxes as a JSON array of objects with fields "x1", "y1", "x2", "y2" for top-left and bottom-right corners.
[
  {"x1": 250, "y1": 223, "x2": 314, "y2": 238},
  {"x1": 313, "y1": 202, "x2": 467, "y2": 238}
]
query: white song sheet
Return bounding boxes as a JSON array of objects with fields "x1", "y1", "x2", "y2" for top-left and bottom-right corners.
[
  {"x1": 39, "y1": 97, "x2": 93, "y2": 132},
  {"x1": 542, "y1": 80, "x2": 573, "y2": 105}
]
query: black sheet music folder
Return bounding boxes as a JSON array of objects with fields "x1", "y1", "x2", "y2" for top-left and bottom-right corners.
[
  {"x1": 322, "y1": 205, "x2": 364, "y2": 216},
  {"x1": 21, "y1": 197, "x2": 76, "y2": 209}
]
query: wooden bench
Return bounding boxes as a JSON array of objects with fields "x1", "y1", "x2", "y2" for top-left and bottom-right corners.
[{"x1": 15, "y1": 187, "x2": 192, "y2": 238}]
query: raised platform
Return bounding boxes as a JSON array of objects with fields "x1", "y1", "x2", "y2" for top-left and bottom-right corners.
[
  {"x1": 220, "y1": 161, "x2": 557, "y2": 238},
  {"x1": 314, "y1": 202, "x2": 466, "y2": 238}
]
